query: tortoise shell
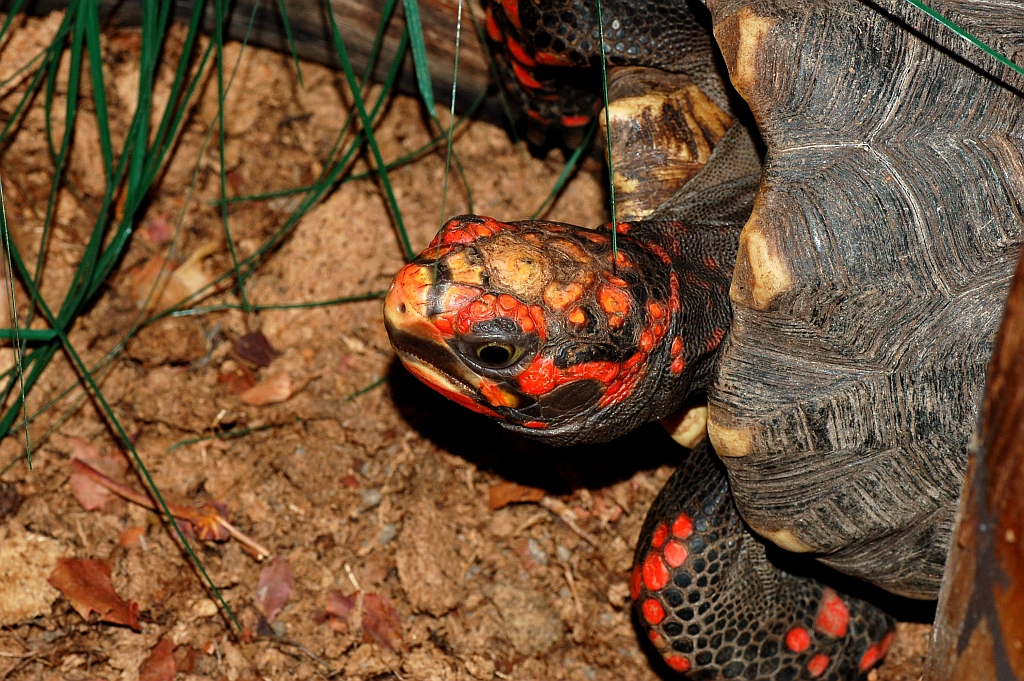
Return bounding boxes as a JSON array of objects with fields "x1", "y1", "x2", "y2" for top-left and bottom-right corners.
[{"x1": 704, "y1": 0, "x2": 1024, "y2": 598}]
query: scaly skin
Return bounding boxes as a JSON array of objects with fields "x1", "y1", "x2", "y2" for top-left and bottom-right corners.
[
  {"x1": 384, "y1": 1, "x2": 898, "y2": 677},
  {"x1": 383, "y1": 214, "x2": 896, "y2": 679}
]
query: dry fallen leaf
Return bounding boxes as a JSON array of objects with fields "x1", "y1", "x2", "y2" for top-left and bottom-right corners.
[
  {"x1": 129, "y1": 240, "x2": 219, "y2": 313},
  {"x1": 488, "y1": 481, "x2": 546, "y2": 510},
  {"x1": 255, "y1": 555, "x2": 293, "y2": 623},
  {"x1": 118, "y1": 527, "x2": 146, "y2": 549},
  {"x1": 238, "y1": 371, "x2": 293, "y2": 406},
  {"x1": 47, "y1": 558, "x2": 140, "y2": 630},
  {"x1": 362, "y1": 593, "x2": 404, "y2": 651},
  {"x1": 324, "y1": 591, "x2": 404, "y2": 651},
  {"x1": 325, "y1": 590, "x2": 356, "y2": 634},
  {"x1": 218, "y1": 362, "x2": 256, "y2": 394},
  {"x1": 139, "y1": 638, "x2": 176, "y2": 681},
  {"x1": 236, "y1": 331, "x2": 278, "y2": 367},
  {"x1": 69, "y1": 439, "x2": 128, "y2": 513}
]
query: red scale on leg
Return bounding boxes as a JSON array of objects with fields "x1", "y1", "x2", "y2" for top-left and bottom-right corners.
[
  {"x1": 511, "y1": 60, "x2": 541, "y2": 89},
  {"x1": 806, "y1": 653, "x2": 831, "y2": 678},
  {"x1": 651, "y1": 522, "x2": 668, "y2": 548},
  {"x1": 664, "y1": 654, "x2": 691, "y2": 673},
  {"x1": 535, "y1": 50, "x2": 574, "y2": 66},
  {"x1": 785, "y1": 626, "x2": 811, "y2": 653},
  {"x1": 500, "y1": 0, "x2": 521, "y2": 28},
  {"x1": 505, "y1": 35, "x2": 536, "y2": 67},
  {"x1": 642, "y1": 553, "x2": 669, "y2": 591},
  {"x1": 629, "y1": 564, "x2": 642, "y2": 601},
  {"x1": 671, "y1": 512, "x2": 693, "y2": 539},
  {"x1": 879, "y1": 631, "x2": 895, "y2": 656},
  {"x1": 485, "y1": 6, "x2": 502, "y2": 41},
  {"x1": 859, "y1": 645, "x2": 881, "y2": 672},
  {"x1": 814, "y1": 588, "x2": 850, "y2": 638},
  {"x1": 663, "y1": 540, "x2": 688, "y2": 568},
  {"x1": 641, "y1": 598, "x2": 665, "y2": 625}
]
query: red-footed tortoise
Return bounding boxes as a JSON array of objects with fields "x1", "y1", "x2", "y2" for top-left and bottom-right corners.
[{"x1": 384, "y1": 0, "x2": 1024, "y2": 678}]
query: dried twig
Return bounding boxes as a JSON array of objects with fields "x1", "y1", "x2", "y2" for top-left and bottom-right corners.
[{"x1": 70, "y1": 459, "x2": 271, "y2": 559}]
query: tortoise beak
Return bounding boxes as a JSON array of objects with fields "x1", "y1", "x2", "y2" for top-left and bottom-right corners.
[{"x1": 384, "y1": 264, "x2": 501, "y2": 412}]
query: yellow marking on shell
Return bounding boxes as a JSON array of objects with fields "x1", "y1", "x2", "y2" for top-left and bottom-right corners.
[
  {"x1": 759, "y1": 528, "x2": 814, "y2": 553},
  {"x1": 603, "y1": 74, "x2": 732, "y2": 221},
  {"x1": 478, "y1": 234, "x2": 551, "y2": 302},
  {"x1": 706, "y1": 406, "x2": 753, "y2": 458},
  {"x1": 445, "y1": 250, "x2": 484, "y2": 285},
  {"x1": 660, "y1": 404, "x2": 708, "y2": 449},
  {"x1": 714, "y1": 8, "x2": 773, "y2": 101},
  {"x1": 731, "y1": 203, "x2": 793, "y2": 310}
]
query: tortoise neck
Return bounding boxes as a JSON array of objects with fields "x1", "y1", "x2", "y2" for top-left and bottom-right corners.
[{"x1": 634, "y1": 220, "x2": 738, "y2": 396}]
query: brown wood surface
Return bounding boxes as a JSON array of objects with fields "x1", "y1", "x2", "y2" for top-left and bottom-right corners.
[
  {"x1": 8, "y1": 0, "x2": 493, "y2": 111},
  {"x1": 926, "y1": 244, "x2": 1024, "y2": 680}
]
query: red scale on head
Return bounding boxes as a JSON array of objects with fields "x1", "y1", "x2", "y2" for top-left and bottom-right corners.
[
  {"x1": 642, "y1": 553, "x2": 670, "y2": 591},
  {"x1": 641, "y1": 598, "x2": 666, "y2": 625},
  {"x1": 646, "y1": 243, "x2": 673, "y2": 266},
  {"x1": 785, "y1": 626, "x2": 811, "y2": 653},
  {"x1": 814, "y1": 588, "x2": 850, "y2": 638}
]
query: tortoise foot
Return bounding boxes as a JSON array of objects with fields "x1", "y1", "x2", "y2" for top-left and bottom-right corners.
[{"x1": 632, "y1": 441, "x2": 896, "y2": 679}]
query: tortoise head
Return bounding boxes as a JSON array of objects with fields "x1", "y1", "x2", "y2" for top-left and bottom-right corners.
[{"x1": 385, "y1": 215, "x2": 729, "y2": 445}]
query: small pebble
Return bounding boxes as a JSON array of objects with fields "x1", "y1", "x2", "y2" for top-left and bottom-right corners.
[
  {"x1": 556, "y1": 544, "x2": 571, "y2": 562},
  {"x1": 527, "y1": 537, "x2": 548, "y2": 566},
  {"x1": 361, "y1": 488, "x2": 383, "y2": 509},
  {"x1": 581, "y1": 665, "x2": 597, "y2": 681},
  {"x1": 191, "y1": 599, "x2": 219, "y2": 618},
  {"x1": 379, "y1": 523, "x2": 397, "y2": 545}
]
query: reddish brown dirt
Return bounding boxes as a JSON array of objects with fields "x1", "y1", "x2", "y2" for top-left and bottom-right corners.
[{"x1": 0, "y1": 14, "x2": 930, "y2": 681}]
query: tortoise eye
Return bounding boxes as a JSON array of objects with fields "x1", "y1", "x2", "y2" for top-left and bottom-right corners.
[{"x1": 474, "y1": 342, "x2": 523, "y2": 368}]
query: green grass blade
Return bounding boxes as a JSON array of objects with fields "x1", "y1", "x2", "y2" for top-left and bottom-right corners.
[
  {"x1": 0, "y1": 172, "x2": 31, "y2": 466},
  {"x1": 530, "y1": 121, "x2": 597, "y2": 219},
  {"x1": 327, "y1": 8, "x2": 414, "y2": 260},
  {"x1": 3, "y1": 230, "x2": 241, "y2": 630},
  {"x1": 437, "y1": 0, "x2": 463, "y2": 227},
  {"x1": 402, "y1": 0, "x2": 436, "y2": 113},
  {"x1": 901, "y1": 0, "x2": 1024, "y2": 78},
  {"x1": 594, "y1": 0, "x2": 617, "y2": 266},
  {"x1": 276, "y1": 0, "x2": 305, "y2": 88}
]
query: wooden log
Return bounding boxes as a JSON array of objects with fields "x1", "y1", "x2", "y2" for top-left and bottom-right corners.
[
  {"x1": 6, "y1": 0, "x2": 493, "y2": 112},
  {"x1": 925, "y1": 245, "x2": 1024, "y2": 680}
]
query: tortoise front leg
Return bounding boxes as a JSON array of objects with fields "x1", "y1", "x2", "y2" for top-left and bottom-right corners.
[{"x1": 633, "y1": 440, "x2": 896, "y2": 680}]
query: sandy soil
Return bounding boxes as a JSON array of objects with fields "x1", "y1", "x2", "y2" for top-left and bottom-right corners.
[{"x1": 0, "y1": 14, "x2": 931, "y2": 681}]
